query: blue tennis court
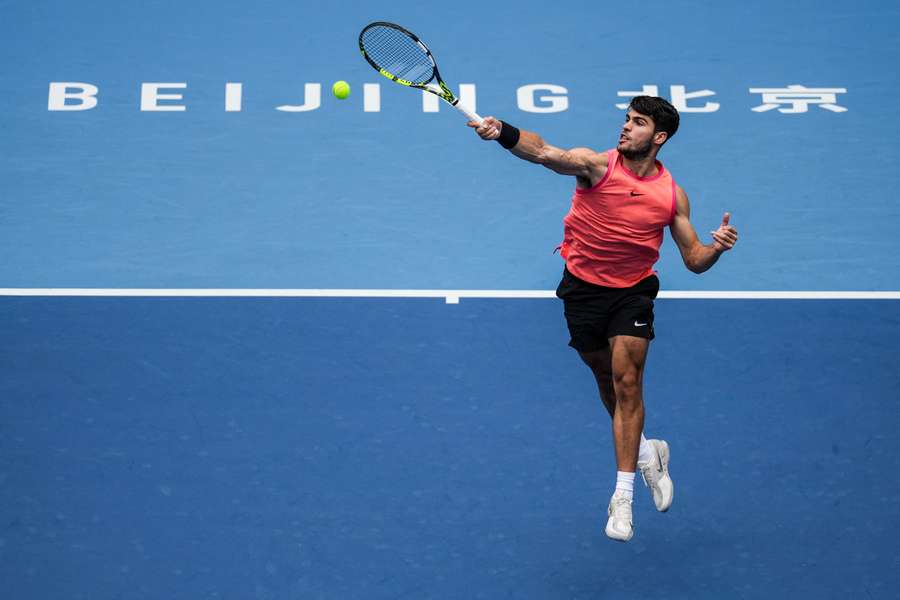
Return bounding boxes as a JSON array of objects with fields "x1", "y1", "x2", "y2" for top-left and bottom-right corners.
[{"x1": 3, "y1": 1, "x2": 899, "y2": 598}]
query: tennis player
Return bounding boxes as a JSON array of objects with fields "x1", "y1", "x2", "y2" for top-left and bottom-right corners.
[{"x1": 468, "y1": 96, "x2": 738, "y2": 542}]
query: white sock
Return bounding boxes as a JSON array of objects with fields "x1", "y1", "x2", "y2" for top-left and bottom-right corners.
[
  {"x1": 615, "y1": 471, "x2": 635, "y2": 500},
  {"x1": 638, "y1": 434, "x2": 654, "y2": 466}
]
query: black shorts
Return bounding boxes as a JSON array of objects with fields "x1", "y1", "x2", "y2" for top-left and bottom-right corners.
[{"x1": 555, "y1": 267, "x2": 660, "y2": 352}]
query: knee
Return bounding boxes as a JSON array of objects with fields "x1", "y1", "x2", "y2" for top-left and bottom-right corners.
[{"x1": 613, "y1": 369, "x2": 641, "y2": 399}]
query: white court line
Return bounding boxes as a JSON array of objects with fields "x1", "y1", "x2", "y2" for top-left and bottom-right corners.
[{"x1": 1, "y1": 288, "x2": 899, "y2": 302}]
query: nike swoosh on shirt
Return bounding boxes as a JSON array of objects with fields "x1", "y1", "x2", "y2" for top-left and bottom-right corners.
[{"x1": 630, "y1": 191, "x2": 645, "y2": 197}]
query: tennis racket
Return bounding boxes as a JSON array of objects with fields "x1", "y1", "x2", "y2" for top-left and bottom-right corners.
[{"x1": 358, "y1": 21, "x2": 483, "y2": 124}]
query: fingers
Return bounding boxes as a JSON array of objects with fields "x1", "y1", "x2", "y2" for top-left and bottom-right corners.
[
  {"x1": 479, "y1": 116, "x2": 501, "y2": 138},
  {"x1": 473, "y1": 125, "x2": 499, "y2": 139},
  {"x1": 710, "y1": 232, "x2": 732, "y2": 250},
  {"x1": 467, "y1": 117, "x2": 494, "y2": 127},
  {"x1": 469, "y1": 116, "x2": 501, "y2": 140},
  {"x1": 711, "y1": 227, "x2": 738, "y2": 241},
  {"x1": 480, "y1": 124, "x2": 500, "y2": 139},
  {"x1": 711, "y1": 212, "x2": 737, "y2": 250},
  {"x1": 710, "y1": 227, "x2": 738, "y2": 250}
]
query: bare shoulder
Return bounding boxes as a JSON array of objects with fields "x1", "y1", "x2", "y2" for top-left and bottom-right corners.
[
  {"x1": 565, "y1": 147, "x2": 609, "y2": 188},
  {"x1": 566, "y1": 147, "x2": 609, "y2": 168}
]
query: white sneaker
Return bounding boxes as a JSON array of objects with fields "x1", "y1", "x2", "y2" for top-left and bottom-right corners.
[
  {"x1": 605, "y1": 491, "x2": 634, "y2": 542},
  {"x1": 639, "y1": 439, "x2": 674, "y2": 512}
]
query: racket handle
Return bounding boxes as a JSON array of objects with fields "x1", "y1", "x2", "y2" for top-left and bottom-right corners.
[{"x1": 452, "y1": 100, "x2": 482, "y2": 124}]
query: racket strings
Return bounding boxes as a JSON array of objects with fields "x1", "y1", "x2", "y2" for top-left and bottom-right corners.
[{"x1": 361, "y1": 25, "x2": 435, "y2": 85}]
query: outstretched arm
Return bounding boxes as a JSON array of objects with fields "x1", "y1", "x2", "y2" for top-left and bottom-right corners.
[
  {"x1": 670, "y1": 186, "x2": 739, "y2": 273},
  {"x1": 468, "y1": 117, "x2": 608, "y2": 186}
]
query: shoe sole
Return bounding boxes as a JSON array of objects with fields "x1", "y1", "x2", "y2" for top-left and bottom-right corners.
[
  {"x1": 605, "y1": 524, "x2": 633, "y2": 542},
  {"x1": 657, "y1": 440, "x2": 673, "y2": 512}
]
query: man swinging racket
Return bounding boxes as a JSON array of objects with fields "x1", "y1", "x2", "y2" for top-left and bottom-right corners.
[{"x1": 468, "y1": 96, "x2": 739, "y2": 542}]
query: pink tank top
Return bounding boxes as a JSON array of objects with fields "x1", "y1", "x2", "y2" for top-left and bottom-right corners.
[{"x1": 559, "y1": 149, "x2": 676, "y2": 288}]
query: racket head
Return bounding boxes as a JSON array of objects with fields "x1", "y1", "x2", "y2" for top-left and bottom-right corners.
[{"x1": 359, "y1": 22, "x2": 440, "y2": 89}]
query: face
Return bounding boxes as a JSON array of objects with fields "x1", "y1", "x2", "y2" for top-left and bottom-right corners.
[{"x1": 617, "y1": 109, "x2": 665, "y2": 160}]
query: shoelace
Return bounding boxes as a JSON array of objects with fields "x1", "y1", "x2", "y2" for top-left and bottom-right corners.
[
  {"x1": 609, "y1": 496, "x2": 632, "y2": 518},
  {"x1": 640, "y1": 455, "x2": 663, "y2": 488},
  {"x1": 640, "y1": 466, "x2": 657, "y2": 487}
]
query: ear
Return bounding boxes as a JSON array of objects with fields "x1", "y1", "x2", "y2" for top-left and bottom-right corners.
[{"x1": 653, "y1": 130, "x2": 668, "y2": 146}]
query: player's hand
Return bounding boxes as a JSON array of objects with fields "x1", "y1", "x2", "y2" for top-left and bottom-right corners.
[
  {"x1": 467, "y1": 116, "x2": 502, "y2": 140},
  {"x1": 710, "y1": 213, "x2": 738, "y2": 252}
]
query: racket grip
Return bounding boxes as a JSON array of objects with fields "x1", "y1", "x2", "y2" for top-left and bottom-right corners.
[{"x1": 453, "y1": 100, "x2": 482, "y2": 124}]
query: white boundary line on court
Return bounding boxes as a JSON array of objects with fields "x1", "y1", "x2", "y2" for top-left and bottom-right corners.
[{"x1": 1, "y1": 288, "x2": 899, "y2": 304}]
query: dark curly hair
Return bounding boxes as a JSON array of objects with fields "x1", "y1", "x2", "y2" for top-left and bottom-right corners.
[{"x1": 629, "y1": 95, "x2": 680, "y2": 144}]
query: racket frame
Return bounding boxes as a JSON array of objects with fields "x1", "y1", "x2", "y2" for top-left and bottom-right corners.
[{"x1": 359, "y1": 21, "x2": 483, "y2": 123}]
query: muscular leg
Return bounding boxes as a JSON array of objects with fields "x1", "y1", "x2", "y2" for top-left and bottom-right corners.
[
  {"x1": 577, "y1": 347, "x2": 616, "y2": 418},
  {"x1": 578, "y1": 340, "x2": 649, "y2": 465},
  {"x1": 586, "y1": 336, "x2": 649, "y2": 541},
  {"x1": 578, "y1": 336, "x2": 649, "y2": 472},
  {"x1": 608, "y1": 335, "x2": 649, "y2": 473}
]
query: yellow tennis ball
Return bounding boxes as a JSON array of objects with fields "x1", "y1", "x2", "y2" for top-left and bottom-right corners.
[{"x1": 332, "y1": 81, "x2": 350, "y2": 99}]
